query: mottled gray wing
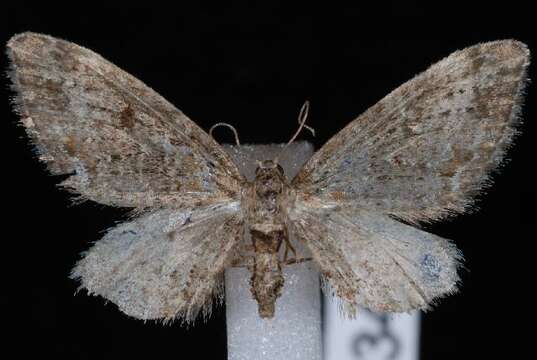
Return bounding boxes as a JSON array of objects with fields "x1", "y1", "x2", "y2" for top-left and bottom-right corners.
[
  {"x1": 289, "y1": 196, "x2": 461, "y2": 314},
  {"x1": 7, "y1": 32, "x2": 243, "y2": 208},
  {"x1": 71, "y1": 201, "x2": 243, "y2": 323},
  {"x1": 293, "y1": 41, "x2": 530, "y2": 223}
]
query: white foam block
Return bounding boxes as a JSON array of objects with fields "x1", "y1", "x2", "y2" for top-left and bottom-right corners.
[
  {"x1": 223, "y1": 142, "x2": 321, "y2": 360},
  {"x1": 225, "y1": 263, "x2": 321, "y2": 360}
]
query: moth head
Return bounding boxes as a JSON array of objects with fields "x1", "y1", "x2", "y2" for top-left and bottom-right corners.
[{"x1": 255, "y1": 159, "x2": 285, "y2": 178}]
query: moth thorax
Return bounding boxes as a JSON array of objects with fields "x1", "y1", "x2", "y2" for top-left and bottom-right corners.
[
  {"x1": 254, "y1": 164, "x2": 286, "y2": 198},
  {"x1": 255, "y1": 160, "x2": 286, "y2": 182}
]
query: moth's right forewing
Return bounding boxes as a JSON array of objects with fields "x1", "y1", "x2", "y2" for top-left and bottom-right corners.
[
  {"x1": 7, "y1": 32, "x2": 243, "y2": 208},
  {"x1": 289, "y1": 195, "x2": 461, "y2": 315}
]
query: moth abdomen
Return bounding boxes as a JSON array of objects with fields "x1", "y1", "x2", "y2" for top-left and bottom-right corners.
[{"x1": 250, "y1": 229, "x2": 285, "y2": 318}]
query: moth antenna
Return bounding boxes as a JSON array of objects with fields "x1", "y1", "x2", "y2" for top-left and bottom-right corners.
[
  {"x1": 209, "y1": 122, "x2": 241, "y2": 145},
  {"x1": 274, "y1": 101, "x2": 314, "y2": 162}
]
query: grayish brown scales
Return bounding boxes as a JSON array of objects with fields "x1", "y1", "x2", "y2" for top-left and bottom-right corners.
[{"x1": 7, "y1": 32, "x2": 530, "y2": 323}]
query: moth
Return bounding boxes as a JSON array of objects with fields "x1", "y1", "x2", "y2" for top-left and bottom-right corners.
[{"x1": 7, "y1": 33, "x2": 529, "y2": 323}]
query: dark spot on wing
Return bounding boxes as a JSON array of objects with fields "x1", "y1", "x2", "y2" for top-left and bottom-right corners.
[
  {"x1": 439, "y1": 109, "x2": 451, "y2": 117},
  {"x1": 42, "y1": 78, "x2": 64, "y2": 92},
  {"x1": 421, "y1": 254, "x2": 441, "y2": 282},
  {"x1": 167, "y1": 231, "x2": 176, "y2": 241},
  {"x1": 471, "y1": 56, "x2": 486, "y2": 74},
  {"x1": 63, "y1": 137, "x2": 77, "y2": 156},
  {"x1": 119, "y1": 105, "x2": 136, "y2": 129},
  {"x1": 183, "y1": 215, "x2": 192, "y2": 226},
  {"x1": 497, "y1": 62, "x2": 524, "y2": 78}
]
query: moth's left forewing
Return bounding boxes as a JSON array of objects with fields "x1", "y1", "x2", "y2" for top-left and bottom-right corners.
[
  {"x1": 293, "y1": 40, "x2": 530, "y2": 224},
  {"x1": 288, "y1": 195, "x2": 462, "y2": 315}
]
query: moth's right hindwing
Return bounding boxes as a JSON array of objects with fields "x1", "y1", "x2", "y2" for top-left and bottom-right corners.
[{"x1": 71, "y1": 202, "x2": 243, "y2": 324}]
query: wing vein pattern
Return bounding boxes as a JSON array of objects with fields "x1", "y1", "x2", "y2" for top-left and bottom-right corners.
[
  {"x1": 7, "y1": 32, "x2": 243, "y2": 209},
  {"x1": 8, "y1": 32, "x2": 246, "y2": 323},
  {"x1": 293, "y1": 40, "x2": 530, "y2": 223},
  {"x1": 290, "y1": 198, "x2": 461, "y2": 314},
  {"x1": 71, "y1": 201, "x2": 243, "y2": 323}
]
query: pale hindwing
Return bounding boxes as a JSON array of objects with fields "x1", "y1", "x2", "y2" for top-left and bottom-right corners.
[
  {"x1": 71, "y1": 201, "x2": 243, "y2": 323},
  {"x1": 289, "y1": 197, "x2": 461, "y2": 314},
  {"x1": 7, "y1": 32, "x2": 242, "y2": 208},
  {"x1": 293, "y1": 41, "x2": 530, "y2": 223}
]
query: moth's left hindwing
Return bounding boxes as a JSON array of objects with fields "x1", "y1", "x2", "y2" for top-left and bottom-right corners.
[
  {"x1": 289, "y1": 197, "x2": 461, "y2": 315},
  {"x1": 8, "y1": 32, "x2": 246, "y2": 322}
]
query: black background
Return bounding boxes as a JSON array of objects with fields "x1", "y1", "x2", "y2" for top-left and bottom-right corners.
[{"x1": 2, "y1": 3, "x2": 535, "y2": 359}]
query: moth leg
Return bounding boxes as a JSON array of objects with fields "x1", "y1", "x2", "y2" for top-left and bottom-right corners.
[
  {"x1": 229, "y1": 257, "x2": 254, "y2": 268},
  {"x1": 282, "y1": 234, "x2": 297, "y2": 262},
  {"x1": 231, "y1": 263, "x2": 251, "y2": 269},
  {"x1": 281, "y1": 257, "x2": 313, "y2": 266},
  {"x1": 281, "y1": 229, "x2": 313, "y2": 265}
]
